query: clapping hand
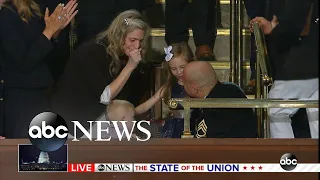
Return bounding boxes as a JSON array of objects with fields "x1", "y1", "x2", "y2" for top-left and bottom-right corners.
[
  {"x1": 43, "y1": 1, "x2": 78, "y2": 40},
  {"x1": 58, "y1": 0, "x2": 78, "y2": 30}
]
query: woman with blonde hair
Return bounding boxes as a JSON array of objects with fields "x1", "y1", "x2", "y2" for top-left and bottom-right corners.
[
  {"x1": 0, "y1": 0, "x2": 78, "y2": 138},
  {"x1": 51, "y1": 10, "x2": 151, "y2": 138}
]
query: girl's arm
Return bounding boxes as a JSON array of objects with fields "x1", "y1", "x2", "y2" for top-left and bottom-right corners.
[{"x1": 135, "y1": 85, "x2": 166, "y2": 115}]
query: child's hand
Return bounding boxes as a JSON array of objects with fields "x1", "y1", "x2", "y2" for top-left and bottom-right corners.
[
  {"x1": 155, "y1": 85, "x2": 166, "y2": 99},
  {"x1": 178, "y1": 78, "x2": 184, "y2": 86}
]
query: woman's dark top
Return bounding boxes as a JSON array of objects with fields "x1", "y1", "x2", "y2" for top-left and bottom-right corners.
[
  {"x1": 0, "y1": 2, "x2": 54, "y2": 88},
  {"x1": 0, "y1": 2, "x2": 57, "y2": 138},
  {"x1": 50, "y1": 40, "x2": 149, "y2": 136}
]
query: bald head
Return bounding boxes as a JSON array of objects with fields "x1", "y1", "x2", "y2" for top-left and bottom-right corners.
[{"x1": 183, "y1": 61, "x2": 218, "y2": 88}]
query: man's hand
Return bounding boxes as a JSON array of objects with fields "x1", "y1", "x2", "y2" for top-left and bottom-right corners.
[
  {"x1": 0, "y1": 136, "x2": 5, "y2": 140},
  {"x1": 250, "y1": 15, "x2": 278, "y2": 35}
]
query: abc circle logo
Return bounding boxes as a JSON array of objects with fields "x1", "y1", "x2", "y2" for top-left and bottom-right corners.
[
  {"x1": 28, "y1": 112, "x2": 68, "y2": 152},
  {"x1": 97, "y1": 164, "x2": 105, "y2": 171},
  {"x1": 280, "y1": 153, "x2": 298, "y2": 171}
]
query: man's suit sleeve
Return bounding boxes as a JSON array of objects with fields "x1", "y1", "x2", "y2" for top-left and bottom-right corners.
[
  {"x1": 272, "y1": 0, "x2": 314, "y2": 39},
  {"x1": 244, "y1": 0, "x2": 264, "y2": 19}
]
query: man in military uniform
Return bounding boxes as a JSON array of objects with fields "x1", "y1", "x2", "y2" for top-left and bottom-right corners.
[{"x1": 182, "y1": 61, "x2": 257, "y2": 138}]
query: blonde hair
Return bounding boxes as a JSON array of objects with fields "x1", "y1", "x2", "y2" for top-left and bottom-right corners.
[
  {"x1": 3, "y1": 0, "x2": 42, "y2": 23},
  {"x1": 106, "y1": 100, "x2": 135, "y2": 121},
  {"x1": 162, "y1": 42, "x2": 195, "y2": 104},
  {"x1": 96, "y1": 10, "x2": 150, "y2": 78}
]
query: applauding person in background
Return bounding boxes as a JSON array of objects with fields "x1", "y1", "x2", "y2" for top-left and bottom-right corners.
[{"x1": 0, "y1": 0, "x2": 78, "y2": 138}]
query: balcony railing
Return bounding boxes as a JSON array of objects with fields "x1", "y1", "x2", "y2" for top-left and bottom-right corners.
[{"x1": 168, "y1": 98, "x2": 319, "y2": 138}]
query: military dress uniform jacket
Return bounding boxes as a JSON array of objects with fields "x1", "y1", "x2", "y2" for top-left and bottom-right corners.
[{"x1": 195, "y1": 82, "x2": 257, "y2": 138}]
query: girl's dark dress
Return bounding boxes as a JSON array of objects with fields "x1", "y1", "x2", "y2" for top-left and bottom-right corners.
[{"x1": 160, "y1": 82, "x2": 198, "y2": 138}]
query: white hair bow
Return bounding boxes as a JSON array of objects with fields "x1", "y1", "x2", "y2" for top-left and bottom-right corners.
[{"x1": 164, "y1": 46, "x2": 173, "y2": 62}]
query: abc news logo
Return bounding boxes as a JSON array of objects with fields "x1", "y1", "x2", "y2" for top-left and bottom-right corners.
[
  {"x1": 28, "y1": 112, "x2": 151, "y2": 152},
  {"x1": 97, "y1": 164, "x2": 105, "y2": 171},
  {"x1": 280, "y1": 153, "x2": 298, "y2": 171},
  {"x1": 97, "y1": 164, "x2": 132, "y2": 172}
]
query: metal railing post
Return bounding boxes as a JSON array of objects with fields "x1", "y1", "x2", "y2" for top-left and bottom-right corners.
[
  {"x1": 236, "y1": 0, "x2": 244, "y2": 88},
  {"x1": 230, "y1": 0, "x2": 237, "y2": 83}
]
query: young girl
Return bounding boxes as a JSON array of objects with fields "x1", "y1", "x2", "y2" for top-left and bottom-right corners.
[{"x1": 135, "y1": 42, "x2": 199, "y2": 138}]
